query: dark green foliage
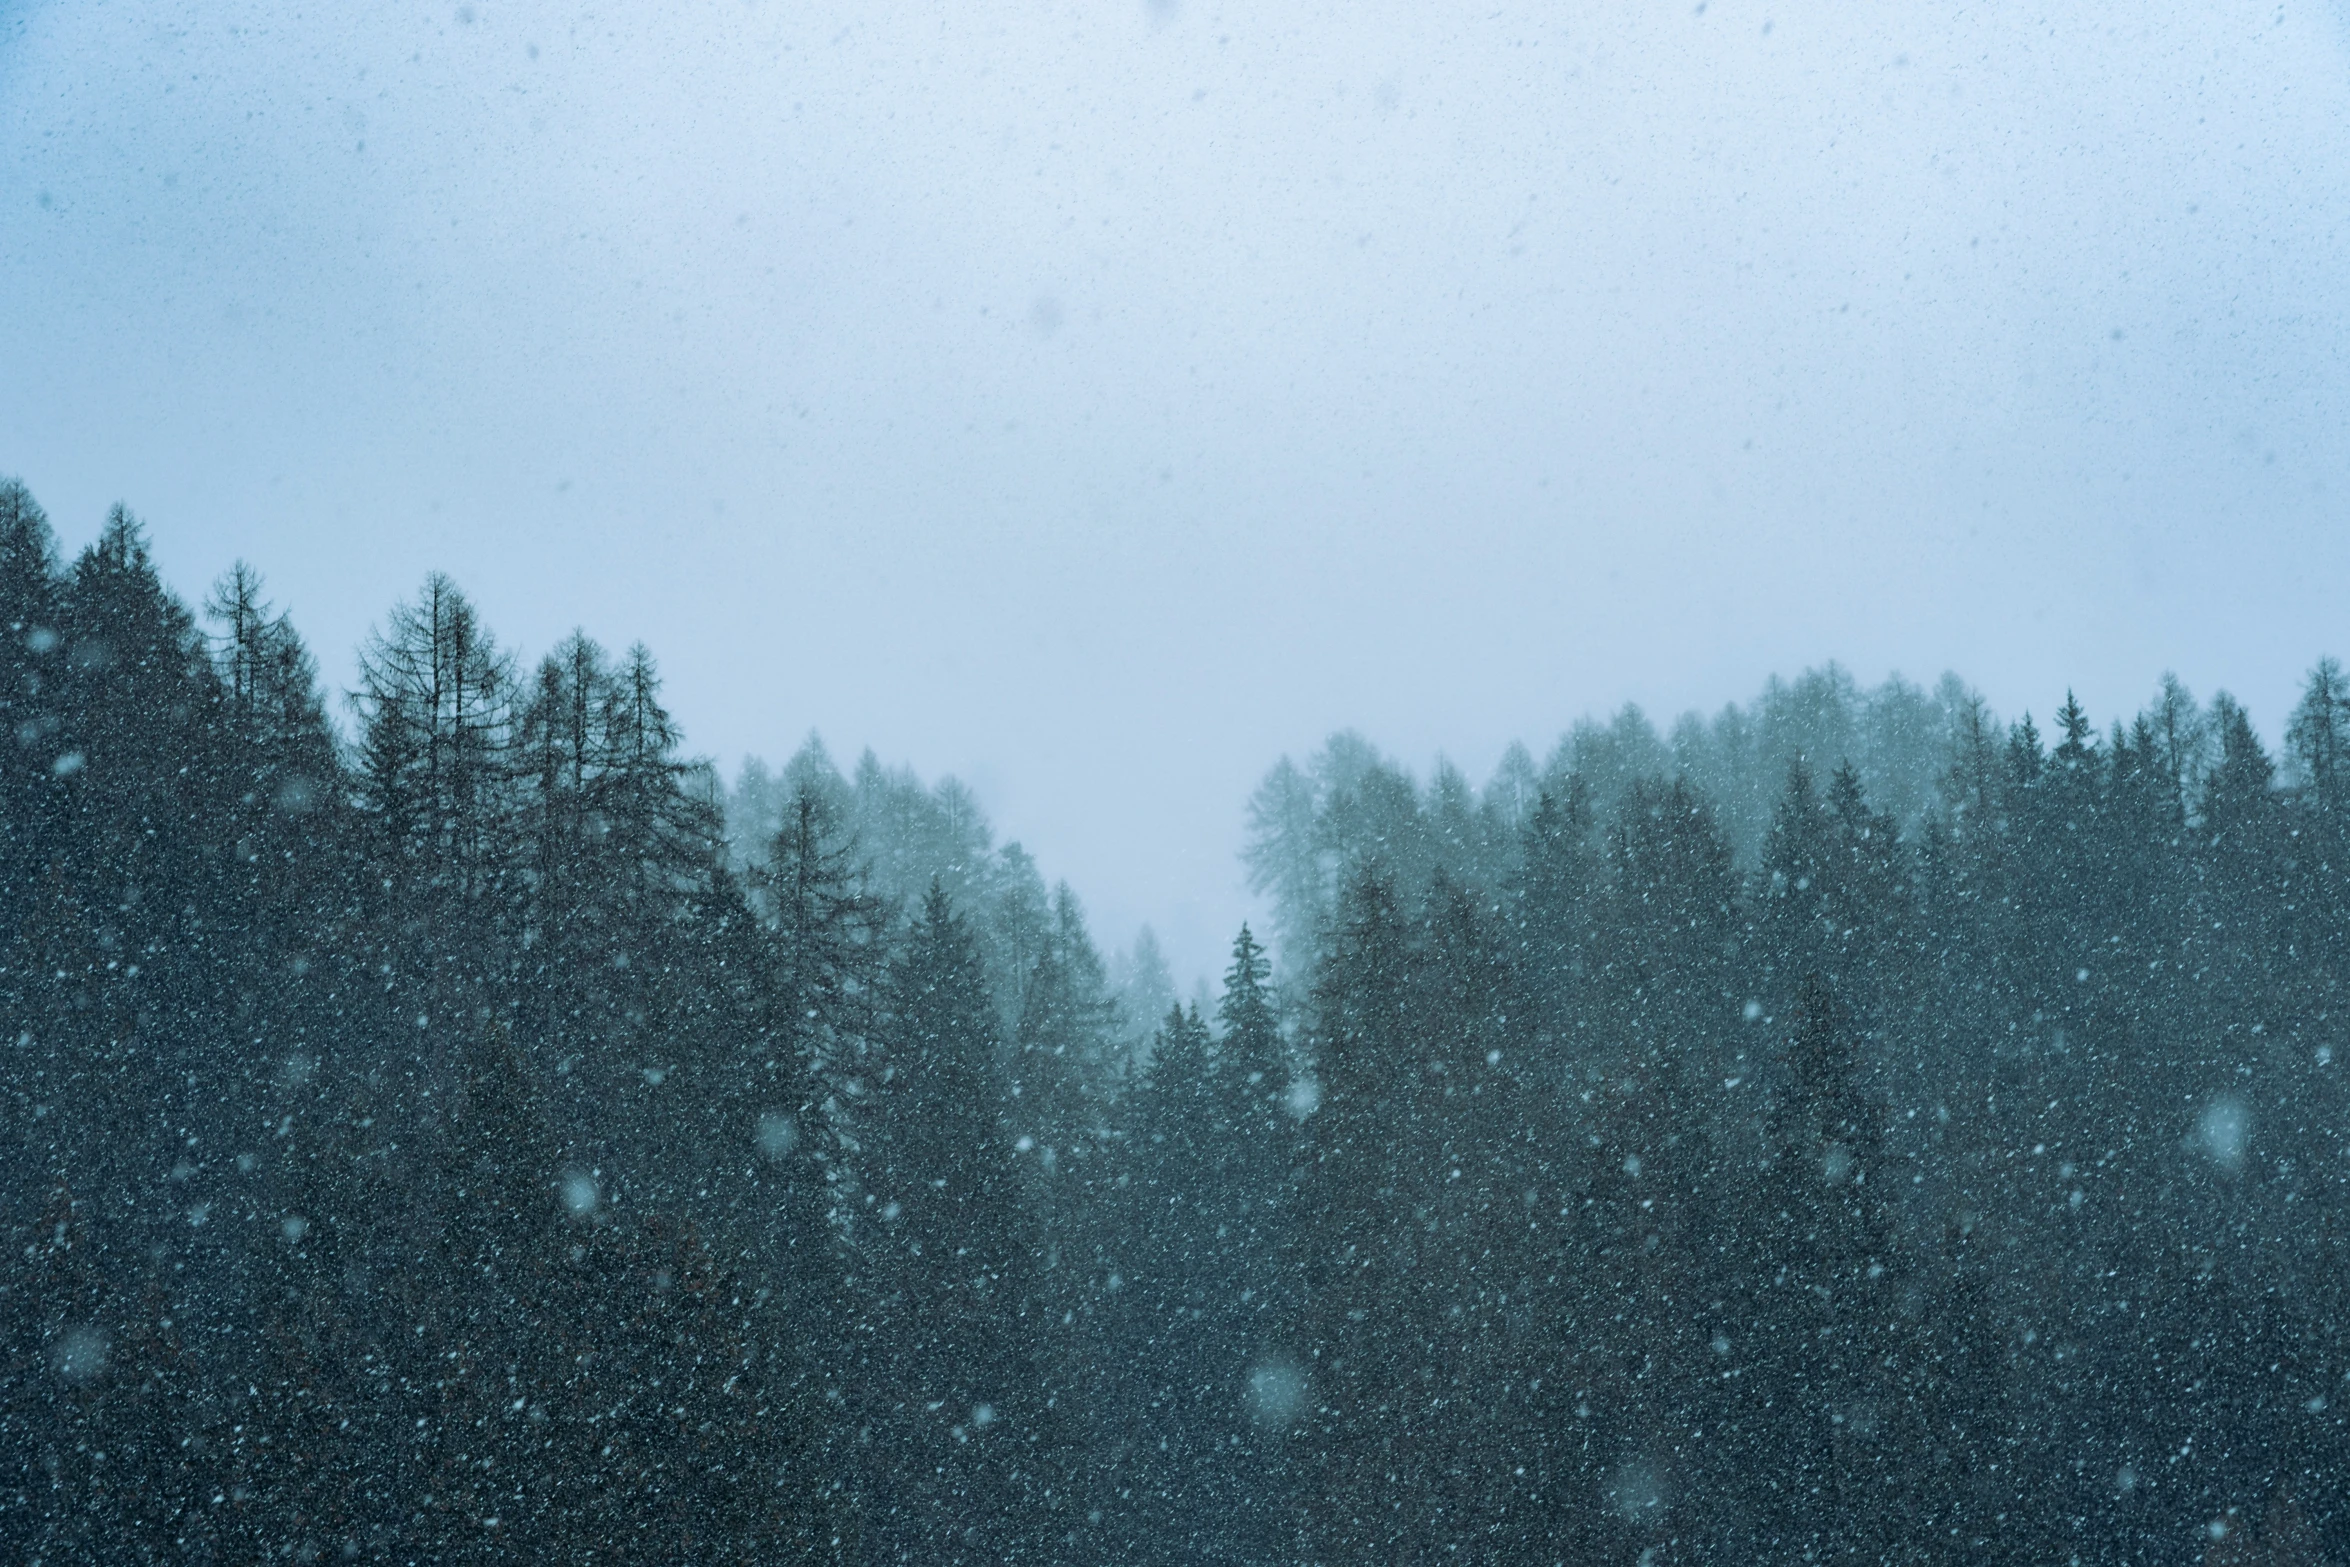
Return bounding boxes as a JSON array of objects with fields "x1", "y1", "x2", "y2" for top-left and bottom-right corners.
[
  {"x1": 1237, "y1": 677, "x2": 2350, "y2": 1562},
  {"x1": 1113, "y1": 936, "x2": 1295, "y2": 1564},
  {"x1": 857, "y1": 884, "x2": 1055, "y2": 1562},
  {"x1": 1, "y1": 497, "x2": 849, "y2": 1561},
  {"x1": 10, "y1": 477, "x2": 2350, "y2": 1562}
]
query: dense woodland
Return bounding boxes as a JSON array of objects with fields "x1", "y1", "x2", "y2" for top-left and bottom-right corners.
[{"x1": 5, "y1": 479, "x2": 2350, "y2": 1563}]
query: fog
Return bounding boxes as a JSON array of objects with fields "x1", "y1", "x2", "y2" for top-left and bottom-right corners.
[
  {"x1": 6, "y1": 0, "x2": 2346, "y2": 980},
  {"x1": 15, "y1": 6, "x2": 2350, "y2": 1561}
]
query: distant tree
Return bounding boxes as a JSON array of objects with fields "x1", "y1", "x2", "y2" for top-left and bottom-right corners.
[
  {"x1": 1216, "y1": 923, "x2": 1290, "y2": 1164},
  {"x1": 1934, "y1": 684, "x2": 2003, "y2": 836},
  {"x1": 2203, "y1": 693, "x2": 2278, "y2": 859},
  {"x1": 1295, "y1": 868, "x2": 1424, "y2": 1561},
  {"x1": 208, "y1": 563, "x2": 329, "y2": 758},
  {"x1": 1762, "y1": 760, "x2": 1834, "y2": 941},
  {"x1": 2143, "y1": 672, "x2": 2210, "y2": 825},
  {"x1": 2052, "y1": 690, "x2": 2097, "y2": 775},
  {"x1": 56, "y1": 508, "x2": 227, "y2": 911},
  {"x1": 2005, "y1": 711, "x2": 2044, "y2": 790},
  {"x1": 0, "y1": 479, "x2": 67, "y2": 1006},
  {"x1": 1243, "y1": 755, "x2": 1332, "y2": 979},
  {"x1": 761, "y1": 783, "x2": 885, "y2": 1087},
  {"x1": 1006, "y1": 883, "x2": 1122, "y2": 1158},
  {"x1": 204, "y1": 561, "x2": 342, "y2": 878},
  {"x1": 1512, "y1": 775, "x2": 1598, "y2": 1056},
  {"x1": 1118, "y1": 1004, "x2": 1224, "y2": 1560},
  {"x1": 1600, "y1": 775, "x2": 1741, "y2": 1066},
  {"x1": 2286, "y1": 657, "x2": 2349, "y2": 814}
]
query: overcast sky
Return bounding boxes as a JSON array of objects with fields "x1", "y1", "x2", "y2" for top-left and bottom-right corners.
[{"x1": 4, "y1": 0, "x2": 2347, "y2": 983}]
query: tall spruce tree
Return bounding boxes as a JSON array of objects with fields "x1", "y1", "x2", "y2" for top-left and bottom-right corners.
[
  {"x1": 1295, "y1": 867, "x2": 1424, "y2": 1561},
  {"x1": 859, "y1": 883, "x2": 1053, "y2": 1563}
]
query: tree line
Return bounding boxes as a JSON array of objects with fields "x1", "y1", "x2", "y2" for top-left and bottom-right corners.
[{"x1": 4, "y1": 478, "x2": 2348, "y2": 1563}]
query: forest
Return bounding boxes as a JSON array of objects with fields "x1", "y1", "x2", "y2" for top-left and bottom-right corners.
[{"x1": 5, "y1": 478, "x2": 2349, "y2": 1564}]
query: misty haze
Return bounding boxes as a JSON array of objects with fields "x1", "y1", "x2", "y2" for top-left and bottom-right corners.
[{"x1": 5, "y1": 2, "x2": 2350, "y2": 1562}]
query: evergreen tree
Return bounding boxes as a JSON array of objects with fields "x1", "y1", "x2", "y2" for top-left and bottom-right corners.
[
  {"x1": 1295, "y1": 867, "x2": 1423, "y2": 1561},
  {"x1": 355, "y1": 573, "x2": 519, "y2": 905},
  {"x1": 16, "y1": 476, "x2": 2350, "y2": 1561},
  {"x1": 2286, "y1": 657, "x2": 2349, "y2": 814},
  {"x1": 1215, "y1": 922, "x2": 1292, "y2": 1238},
  {"x1": 859, "y1": 884, "x2": 1052, "y2": 1562},
  {"x1": 761, "y1": 782, "x2": 884, "y2": 1088},
  {"x1": 351, "y1": 574, "x2": 522, "y2": 1111},
  {"x1": 1512, "y1": 775, "x2": 1598, "y2": 1058},
  {"x1": 1118, "y1": 1003, "x2": 1225, "y2": 1561},
  {"x1": 0, "y1": 479, "x2": 68, "y2": 925}
]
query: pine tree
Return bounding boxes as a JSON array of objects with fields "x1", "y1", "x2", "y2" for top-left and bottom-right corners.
[
  {"x1": 2203, "y1": 694, "x2": 2282, "y2": 968},
  {"x1": 2286, "y1": 658, "x2": 2348, "y2": 814},
  {"x1": 513, "y1": 634, "x2": 728, "y2": 1184},
  {"x1": 0, "y1": 479, "x2": 67, "y2": 925},
  {"x1": 1410, "y1": 877, "x2": 1528, "y2": 1549},
  {"x1": 1512, "y1": 776, "x2": 1598, "y2": 1055},
  {"x1": 761, "y1": 783, "x2": 884, "y2": 1090},
  {"x1": 1215, "y1": 922, "x2": 1291, "y2": 1222},
  {"x1": 352, "y1": 574, "x2": 522, "y2": 1110},
  {"x1": 2052, "y1": 689, "x2": 2097, "y2": 776},
  {"x1": 199, "y1": 563, "x2": 352, "y2": 1143},
  {"x1": 355, "y1": 573, "x2": 519, "y2": 903},
  {"x1": 56, "y1": 507, "x2": 229, "y2": 924},
  {"x1": 1243, "y1": 755, "x2": 1332, "y2": 980},
  {"x1": 1710, "y1": 976, "x2": 1940, "y2": 1559},
  {"x1": 859, "y1": 884, "x2": 1050, "y2": 1563},
  {"x1": 1295, "y1": 867, "x2": 1422, "y2": 1561},
  {"x1": 1118, "y1": 1003, "x2": 1224, "y2": 1561},
  {"x1": 379, "y1": 1017, "x2": 842, "y2": 1561},
  {"x1": 1762, "y1": 759, "x2": 1835, "y2": 975}
]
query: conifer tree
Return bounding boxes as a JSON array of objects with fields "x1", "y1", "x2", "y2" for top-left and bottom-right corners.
[
  {"x1": 2287, "y1": 657, "x2": 2348, "y2": 815},
  {"x1": 0, "y1": 480, "x2": 68, "y2": 920},
  {"x1": 355, "y1": 573, "x2": 519, "y2": 903},
  {"x1": 1512, "y1": 776, "x2": 1597, "y2": 1050},
  {"x1": 1295, "y1": 867, "x2": 1423, "y2": 1561},
  {"x1": 379, "y1": 1017, "x2": 841, "y2": 1560},
  {"x1": 1117, "y1": 1003, "x2": 1226, "y2": 1560},
  {"x1": 352, "y1": 574, "x2": 522, "y2": 1102},
  {"x1": 1215, "y1": 922, "x2": 1291, "y2": 1251},
  {"x1": 761, "y1": 783, "x2": 884, "y2": 1089},
  {"x1": 56, "y1": 508, "x2": 228, "y2": 924},
  {"x1": 859, "y1": 884, "x2": 1050, "y2": 1563}
]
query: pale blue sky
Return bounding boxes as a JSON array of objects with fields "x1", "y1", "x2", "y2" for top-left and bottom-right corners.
[{"x1": 4, "y1": 0, "x2": 2347, "y2": 982}]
